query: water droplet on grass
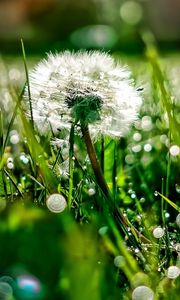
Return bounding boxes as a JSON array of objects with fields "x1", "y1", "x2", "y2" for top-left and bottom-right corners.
[
  {"x1": 7, "y1": 162, "x2": 14, "y2": 170},
  {"x1": 98, "y1": 226, "x2": 108, "y2": 236},
  {"x1": 167, "y1": 266, "x2": 180, "y2": 279},
  {"x1": 175, "y1": 243, "x2": 180, "y2": 253},
  {"x1": 169, "y1": 145, "x2": 180, "y2": 156},
  {"x1": 46, "y1": 194, "x2": 67, "y2": 213},
  {"x1": 140, "y1": 197, "x2": 145, "y2": 203},
  {"x1": 131, "y1": 193, "x2": 136, "y2": 199},
  {"x1": 114, "y1": 256, "x2": 126, "y2": 268},
  {"x1": 176, "y1": 214, "x2": 180, "y2": 227},
  {"x1": 175, "y1": 184, "x2": 180, "y2": 193},
  {"x1": 154, "y1": 191, "x2": 158, "y2": 196},
  {"x1": 87, "y1": 188, "x2": 96, "y2": 196},
  {"x1": 132, "y1": 285, "x2": 154, "y2": 300},
  {"x1": 153, "y1": 227, "x2": 164, "y2": 238}
]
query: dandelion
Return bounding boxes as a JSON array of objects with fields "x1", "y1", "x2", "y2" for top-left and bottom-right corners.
[
  {"x1": 24, "y1": 51, "x2": 148, "y2": 242},
  {"x1": 24, "y1": 51, "x2": 142, "y2": 137}
]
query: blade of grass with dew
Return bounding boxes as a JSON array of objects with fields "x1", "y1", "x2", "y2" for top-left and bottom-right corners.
[
  {"x1": 108, "y1": 217, "x2": 139, "y2": 275},
  {"x1": 21, "y1": 39, "x2": 34, "y2": 129},
  {"x1": 2, "y1": 86, "x2": 25, "y2": 156},
  {"x1": 161, "y1": 178, "x2": 165, "y2": 227},
  {"x1": 165, "y1": 133, "x2": 171, "y2": 197},
  {"x1": 157, "y1": 192, "x2": 180, "y2": 212},
  {"x1": 146, "y1": 46, "x2": 180, "y2": 145},
  {"x1": 4, "y1": 168, "x2": 23, "y2": 198}
]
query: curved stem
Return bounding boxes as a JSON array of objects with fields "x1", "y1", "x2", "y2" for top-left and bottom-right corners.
[
  {"x1": 81, "y1": 124, "x2": 150, "y2": 244},
  {"x1": 68, "y1": 123, "x2": 75, "y2": 209}
]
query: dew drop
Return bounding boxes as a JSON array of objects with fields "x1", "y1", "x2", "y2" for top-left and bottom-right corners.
[
  {"x1": 175, "y1": 184, "x2": 180, "y2": 193},
  {"x1": 133, "y1": 132, "x2": 142, "y2": 142},
  {"x1": 87, "y1": 188, "x2": 96, "y2": 196},
  {"x1": 154, "y1": 191, "x2": 158, "y2": 196},
  {"x1": 132, "y1": 285, "x2": 154, "y2": 300},
  {"x1": 167, "y1": 266, "x2": 180, "y2": 279},
  {"x1": 132, "y1": 144, "x2": 142, "y2": 153},
  {"x1": 165, "y1": 212, "x2": 170, "y2": 219},
  {"x1": 10, "y1": 133, "x2": 20, "y2": 145},
  {"x1": 98, "y1": 226, "x2": 108, "y2": 236},
  {"x1": 169, "y1": 145, "x2": 180, "y2": 156},
  {"x1": 114, "y1": 255, "x2": 126, "y2": 268},
  {"x1": 7, "y1": 162, "x2": 14, "y2": 170},
  {"x1": 140, "y1": 197, "x2": 145, "y2": 203},
  {"x1": 131, "y1": 193, "x2": 136, "y2": 199},
  {"x1": 153, "y1": 227, "x2": 164, "y2": 239},
  {"x1": 134, "y1": 248, "x2": 140, "y2": 254},
  {"x1": 144, "y1": 143, "x2": 152, "y2": 152},
  {"x1": 46, "y1": 194, "x2": 67, "y2": 213},
  {"x1": 176, "y1": 213, "x2": 180, "y2": 227},
  {"x1": 175, "y1": 243, "x2": 180, "y2": 253}
]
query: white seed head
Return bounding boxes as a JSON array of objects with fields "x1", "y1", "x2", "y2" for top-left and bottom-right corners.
[
  {"x1": 167, "y1": 266, "x2": 180, "y2": 279},
  {"x1": 132, "y1": 286, "x2": 154, "y2": 300},
  {"x1": 24, "y1": 51, "x2": 142, "y2": 137},
  {"x1": 46, "y1": 193, "x2": 67, "y2": 213},
  {"x1": 153, "y1": 227, "x2": 164, "y2": 239}
]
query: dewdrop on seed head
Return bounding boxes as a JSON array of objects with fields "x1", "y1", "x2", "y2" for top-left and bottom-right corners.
[
  {"x1": 132, "y1": 286, "x2": 154, "y2": 300},
  {"x1": 23, "y1": 51, "x2": 142, "y2": 137},
  {"x1": 46, "y1": 194, "x2": 67, "y2": 213}
]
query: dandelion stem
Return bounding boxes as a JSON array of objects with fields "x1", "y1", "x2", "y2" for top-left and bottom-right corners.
[
  {"x1": 81, "y1": 124, "x2": 150, "y2": 244},
  {"x1": 100, "y1": 135, "x2": 104, "y2": 174},
  {"x1": 68, "y1": 123, "x2": 75, "y2": 209}
]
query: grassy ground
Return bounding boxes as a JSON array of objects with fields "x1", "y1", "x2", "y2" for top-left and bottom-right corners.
[{"x1": 0, "y1": 47, "x2": 180, "y2": 300}]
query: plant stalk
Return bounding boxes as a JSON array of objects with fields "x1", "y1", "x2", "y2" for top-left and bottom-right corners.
[{"x1": 81, "y1": 124, "x2": 150, "y2": 244}]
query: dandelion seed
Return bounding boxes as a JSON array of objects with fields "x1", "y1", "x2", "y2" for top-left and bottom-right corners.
[{"x1": 24, "y1": 51, "x2": 142, "y2": 137}]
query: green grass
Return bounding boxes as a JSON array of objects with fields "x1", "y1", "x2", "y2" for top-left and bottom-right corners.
[{"x1": 0, "y1": 46, "x2": 179, "y2": 300}]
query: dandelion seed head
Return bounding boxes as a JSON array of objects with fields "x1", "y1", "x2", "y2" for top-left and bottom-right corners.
[{"x1": 24, "y1": 51, "x2": 142, "y2": 137}]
